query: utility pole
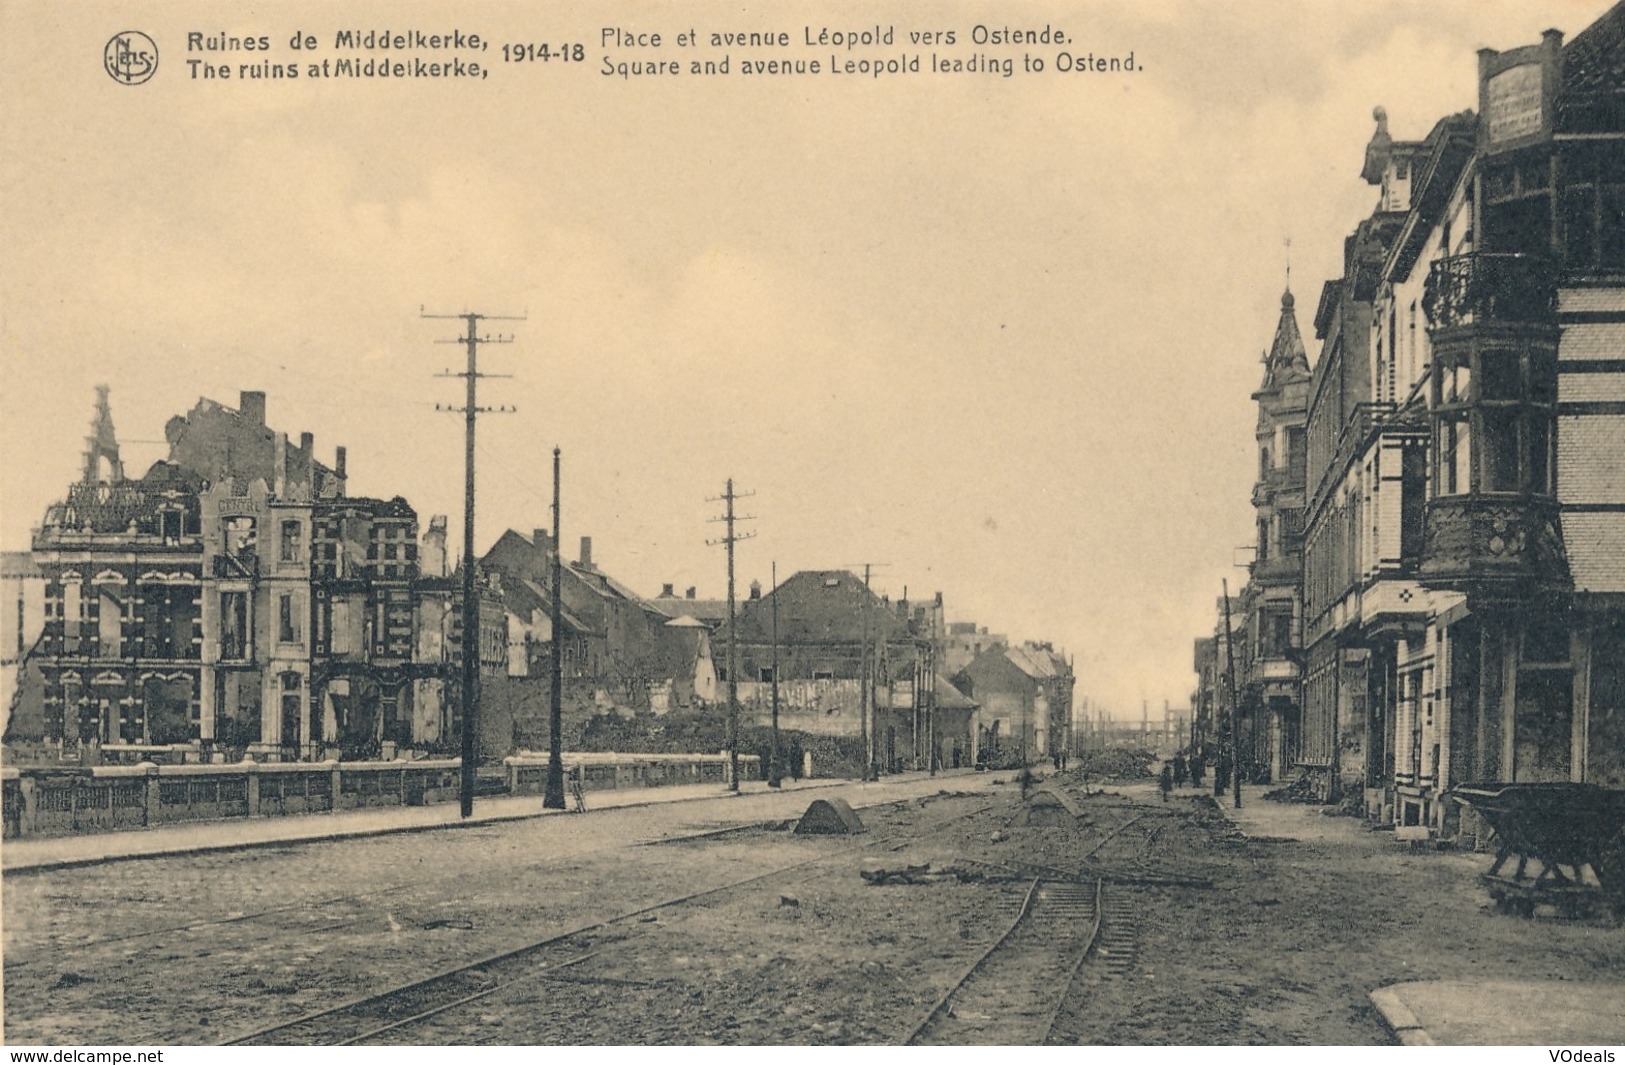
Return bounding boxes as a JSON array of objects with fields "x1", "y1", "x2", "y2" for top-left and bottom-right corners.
[
  {"x1": 707, "y1": 479, "x2": 754, "y2": 792},
  {"x1": 1222, "y1": 578, "x2": 1243, "y2": 810},
  {"x1": 926, "y1": 622, "x2": 938, "y2": 777},
  {"x1": 855, "y1": 562, "x2": 886, "y2": 780},
  {"x1": 769, "y1": 560, "x2": 781, "y2": 788},
  {"x1": 544, "y1": 447, "x2": 566, "y2": 810},
  {"x1": 426, "y1": 307, "x2": 522, "y2": 819}
]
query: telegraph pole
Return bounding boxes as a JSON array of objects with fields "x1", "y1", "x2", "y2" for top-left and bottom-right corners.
[
  {"x1": 769, "y1": 560, "x2": 782, "y2": 788},
  {"x1": 544, "y1": 447, "x2": 566, "y2": 810},
  {"x1": 426, "y1": 308, "x2": 522, "y2": 819},
  {"x1": 1222, "y1": 578, "x2": 1242, "y2": 810},
  {"x1": 707, "y1": 480, "x2": 755, "y2": 792},
  {"x1": 846, "y1": 562, "x2": 888, "y2": 780}
]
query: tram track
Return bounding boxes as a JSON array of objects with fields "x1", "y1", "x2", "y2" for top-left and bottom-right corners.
[
  {"x1": 6, "y1": 791, "x2": 955, "y2": 966},
  {"x1": 220, "y1": 800, "x2": 996, "y2": 1045},
  {"x1": 899, "y1": 799, "x2": 1169, "y2": 1045},
  {"x1": 903, "y1": 875, "x2": 1105, "y2": 1045}
]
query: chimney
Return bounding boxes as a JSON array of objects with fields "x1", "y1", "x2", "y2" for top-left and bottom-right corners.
[
  {"x1": 661, "y1": 583, "x2": 674, "y2": 598},
  {"x1": 748, "y1": 579, "x2": 761, "y2": 600},
  {"x1": 334, "y1": 446, "x2": 347, "y2": 497},
  {"x1": 578, "y1": 536, "x2": 593, "y2": 570},
  {"x1": 685, "y1": 586, "x2": 696, "y2": 599},
  {"x1": 239, "y1": 391, "x2": 266, "y2": 426},
  {"x1": 298, "y1": 433, "x2": 315, "y2": 490},
  {"x1": 423, "y1": 515, "x2": 448, "y2": 577},
  {"x1": 300, "y1": 431, "x2": 313, "y2": 454},
  {"x1": 273, "y1": 431, "x2": 288, "y2": 497},
  {"x1": 533, "y1": 528, "x2": 550, "y2": 553}
]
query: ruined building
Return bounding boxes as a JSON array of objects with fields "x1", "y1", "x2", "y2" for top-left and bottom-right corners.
[{"x1": 14, "y1": 389, "x2": 499, "y2": 763}]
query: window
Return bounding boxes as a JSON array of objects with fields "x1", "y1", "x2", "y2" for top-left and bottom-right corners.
[
  {"x1": 1528, "y1": 417, "x2": 1552, "y2": 494},
  {"x1": 1481, "y1": 409, "x2": 1521, "y2": 492},
  {"x1": 1257, "y1": 519, "x2": 1270, "y2": 563},
  {"x1": 1401, "y1": 446, "x2": 1427, "y2": 560},
  {"x1": 1438, "y1": 417, "x2": 1471, "y2": 496},
  {"x1": 1271, "y1": 612, "x2": 1293, "y2": 656},
  {"x1": 1480, "y1": 349, "x2": 1520, "y2": 400},
  {"x1": 220, "y1": 592, "x2": 249, "y2": 659},
  {"x1": 812, "y1": 670, "x2": 834, "y2": 681},
  {"x1": 759, "y1": 667, "x2": 775, "y2": 682},
  {"x1": 224, "y1": 516, "x2": 256, "y2": 559},
  {"x1": 1285, "y1": 427, "x2": 1306, "y2": 482},
  {"x1": 1280, "y1": 508, "x2": 1304, "y2": 554},
  {"x1": 280, "y1": 520, "x2": 303, "y2": 563},
  {"x1": 278, "y1": 593, "x2": 301, "y2": 645}
]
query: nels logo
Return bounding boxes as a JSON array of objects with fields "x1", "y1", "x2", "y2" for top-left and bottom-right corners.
[{"x1": 104, "y1": 31, "x2": 158, "y2": 85}]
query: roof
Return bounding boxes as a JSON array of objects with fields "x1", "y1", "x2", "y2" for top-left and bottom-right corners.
[
  {"x1": 1384, "y1": 112, "x2": 1476, "y2": 283},
  {"x1": 647, "y1": 595, "x2": 730, "y2": 624},
  {"x1": 734, "y1": 570, "x2": 908, "y2": 644},
  {"x1": 1560, "y1": 1, "x2": 1625, "y2": 100},
  {"x1": 1, "y1": 552, "x2": 42, "y2": 578},
  {"x1": 934, "y1": 674, "x2": 978, "y2": 711},
  {"x1": 1258, "y1": 288, "x2": 1311, "y2": 391},
  {"x1": 957, "y1": 642, "x2": 1072, "y2": 690},
  {"x1": 1006, "y1": 643, "x2": 1068, "y2": 680}
]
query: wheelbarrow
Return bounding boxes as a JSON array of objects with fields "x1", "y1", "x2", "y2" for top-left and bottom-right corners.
[{"x1": 1449, "y1": 783, "x2": 1625, "y2": 919}]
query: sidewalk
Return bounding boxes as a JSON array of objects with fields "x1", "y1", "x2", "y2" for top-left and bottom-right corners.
[
  {"x1": 0, "y1": 774, "x2": 850, "y2": 875},
  {"x1": 1210, "y1": 784, "x2": 1625, "y2": 1046}
]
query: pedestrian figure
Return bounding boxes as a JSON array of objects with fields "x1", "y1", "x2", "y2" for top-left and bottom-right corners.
[
  {"x1": 1214, "y1": 751, "x2": 1231, "y2": 795},
  {"x1": 1158, "y1": 762, "x2": 1173, "y2": 802},
  {"x1": 1172, "y1": 751, "x2": 1188, "y2": 789},
  {"x1": 1190, "y1": 752, "x2": 1206, "y2": 789}
]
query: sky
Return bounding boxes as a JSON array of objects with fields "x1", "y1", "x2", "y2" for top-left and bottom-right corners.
[{"x1": 1, "y1": 0, "x2": 1616, "y2": 721}]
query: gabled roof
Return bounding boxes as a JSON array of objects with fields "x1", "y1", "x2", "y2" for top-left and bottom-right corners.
[
  {"x1": 934, "y1": 674, "x2": 978, "y2": 711},
  {"x1": 1007, "y1": 643, "x2": 1069, "y2": 680},
  {"x1": 735, "y1": 569, "x2": 907, "y2": 644},
  {"x1": 1384, "y1": 111, "x2": 1476, "y2": 283},
  {"x1": 648, "y1": 594, "x2": 730, "y2": 625}
]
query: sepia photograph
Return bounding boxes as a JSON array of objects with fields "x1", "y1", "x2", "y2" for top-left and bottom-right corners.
[{"x1": 2, "y1": 0, "x2": 1623, "y2": 1050}]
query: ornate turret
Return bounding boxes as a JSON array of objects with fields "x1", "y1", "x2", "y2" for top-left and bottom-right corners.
[
  {"x1": 80, "y1": 384, "x2": 124, "y2": 484},
  {"x1": 1259, "y1": 287, "x2": 1311, "y2": 392}
]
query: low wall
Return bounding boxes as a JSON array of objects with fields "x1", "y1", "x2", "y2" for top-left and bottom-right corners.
[
  {"x1": 504, "y1": 752, "x2": 761, "y2": 795},
  {"x1": 1, "y1": 752, "x2": 755, "y2": 840}
]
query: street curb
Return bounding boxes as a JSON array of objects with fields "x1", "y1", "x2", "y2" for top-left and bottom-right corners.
[
  {"x1": 1369, "y1": 986, "x2": 1437, "y2": 1046},
  {"x1": 0, "y1": 778, "x2": 852, "y2": 877}
]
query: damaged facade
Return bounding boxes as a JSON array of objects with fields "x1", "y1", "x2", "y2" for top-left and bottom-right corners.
[{"x1": 13, "y1": 389, "x2": 500, "y2": 763}]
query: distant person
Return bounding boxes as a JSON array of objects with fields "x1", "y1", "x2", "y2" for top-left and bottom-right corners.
[
  {"x1": 1214, "y1": 751, "x2": 1231, "y2": 795},
  {"x1": 1173, "y1": 752, "x2": 1188, "y2": 789},
  {"x1": 1158, "y1": 762, "x2": 1173, "y2": 802},
  {"x1": 1190, "y1": 752, "x2": 1206, "y2": 789}
]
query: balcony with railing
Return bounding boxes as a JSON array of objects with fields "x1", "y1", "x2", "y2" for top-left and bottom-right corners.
[{"x1": 1422, "y1": 253, "x2": 1557, "y2": 332}]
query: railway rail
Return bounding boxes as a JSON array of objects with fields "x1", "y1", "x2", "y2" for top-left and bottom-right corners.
[
  {"x1": 903, "y1": 876, "x2": 1105, "y2": 1045},
  {"x1": 220, "y1": 800, "x2": 994, "y2": 1046},
  {"x1": 7, "y1": 793, "x2": 947, "y2": 965}
]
